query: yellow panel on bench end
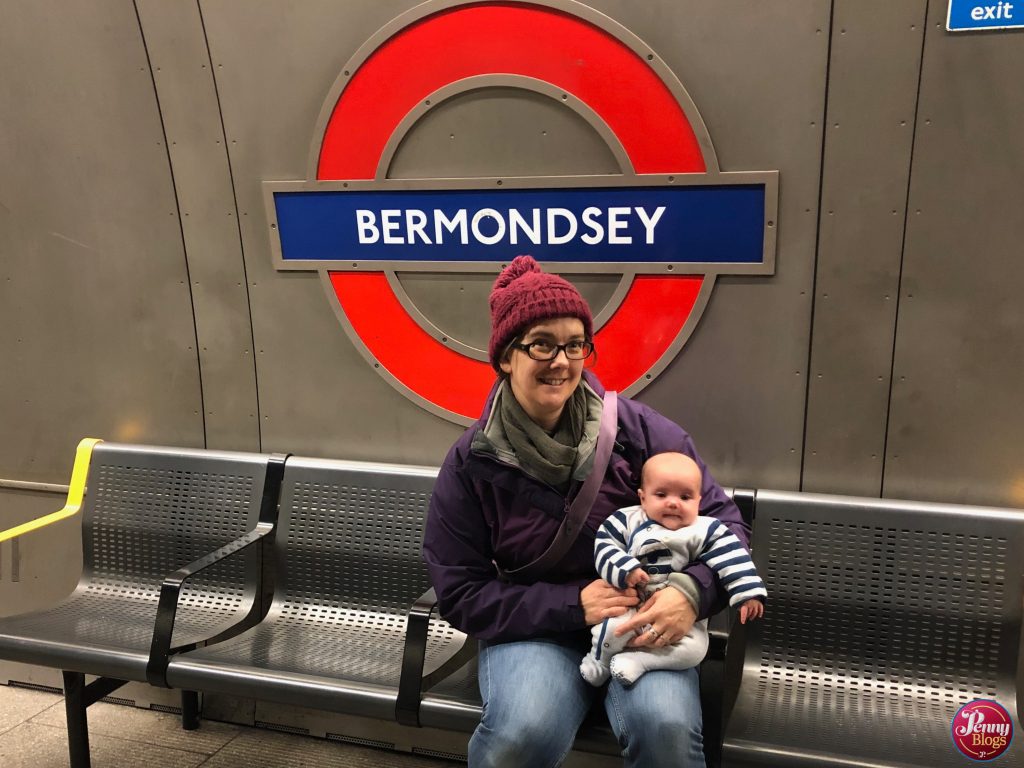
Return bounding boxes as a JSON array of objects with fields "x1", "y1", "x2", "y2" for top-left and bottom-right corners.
[{"x1": 0, "y1": 437, "x2": 103, "y2": 544}]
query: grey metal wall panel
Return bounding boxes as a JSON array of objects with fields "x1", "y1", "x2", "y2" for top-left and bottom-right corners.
[
  {"x1": 802, "y1": 0, "x2": 926, "y2": 496},
  {"x1": 0, "y1": 1, "x2": 204, "y2": 488},
  {"x1": 202, "y1": 0, "x2": 831, "y2": 486},
  {"x1": 136, "y1": 0, "x2": 261, "y2": 452},
  {"x1": 388, "y1": 87, "x2": 623, "y2": 182},
  {"x1": 885, "y1": 5, "x2": 1024, "y2": 507},
  {"x1": 589, "y1": 0, "x2": 830, "y2": 489},
  {"x1": 199, "y1": 0, "x2": 451, "y2": 462}
]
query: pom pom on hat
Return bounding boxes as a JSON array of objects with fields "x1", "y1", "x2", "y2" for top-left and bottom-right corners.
[{"x1": 488, "y1": 256, "x2": 593, "y2": 371}]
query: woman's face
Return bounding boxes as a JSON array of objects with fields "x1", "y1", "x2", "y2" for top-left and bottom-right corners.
[{"x1": 500, "y1": 317, "x2": 587, "y2": 431}]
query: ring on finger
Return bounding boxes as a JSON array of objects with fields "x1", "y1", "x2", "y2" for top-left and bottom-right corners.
[{"x1": 648, "y1": 628, "x2": 661, "y2": 639}]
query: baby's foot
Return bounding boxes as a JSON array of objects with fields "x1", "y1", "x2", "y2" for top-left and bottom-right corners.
[
  {"x1": 610, "y1": 653, "x2": 646, "y2": 686},
  {"x1": 579, "y1": 655, "x2": 610, "y2": 686}
]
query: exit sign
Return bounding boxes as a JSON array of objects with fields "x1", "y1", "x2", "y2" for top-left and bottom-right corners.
[{"x1": 948, "y1": 0, "x2": 1024, "y2": 30}]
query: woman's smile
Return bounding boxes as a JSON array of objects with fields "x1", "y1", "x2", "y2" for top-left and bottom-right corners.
[{"x1": 537, "y1": 373, "x2": 570, "y2": 387}]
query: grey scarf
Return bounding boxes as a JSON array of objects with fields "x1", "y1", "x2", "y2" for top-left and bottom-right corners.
[{"x1": 476, "y1": 380, "x2": 602, "y2": 492}]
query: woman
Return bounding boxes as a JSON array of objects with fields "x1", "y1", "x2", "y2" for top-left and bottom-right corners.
[{"x1": 423, "y1": 256, "x2": 749, "y2": 768}]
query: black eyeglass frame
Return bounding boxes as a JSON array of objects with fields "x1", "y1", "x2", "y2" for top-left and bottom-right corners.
[{"x1": 510, "y1": 340, "x2": 596, "y2": 361}]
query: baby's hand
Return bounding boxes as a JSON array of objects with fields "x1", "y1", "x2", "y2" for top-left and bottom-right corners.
[
  {"x1": 625, "y1": 568, "x2": 650, "y2": 588},
  {"x1": 738, "y1": 600, "x2": 764, "y2": 624}
]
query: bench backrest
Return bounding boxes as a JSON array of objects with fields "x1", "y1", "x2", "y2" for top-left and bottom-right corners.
[
  {"x1": 749, "y1": 490, "x2": 1024, "y2": 711},
  {"x1": 269, "y1": 457, "x2": 439, "y2": 617},
  {"x1": 82, "y1": 443, "x2": 270, "y2": 606}
]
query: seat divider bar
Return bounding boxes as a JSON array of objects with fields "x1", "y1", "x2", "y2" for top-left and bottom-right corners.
[{"x1": 397, "y1": 587, "x2": 438, "y2": 727}]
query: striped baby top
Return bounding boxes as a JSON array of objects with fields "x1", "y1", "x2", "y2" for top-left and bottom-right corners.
[{"x1": 594, "y1": 505, "x2": 767, "y2": 608}]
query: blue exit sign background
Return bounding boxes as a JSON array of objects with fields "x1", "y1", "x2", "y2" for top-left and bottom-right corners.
[{"x1": 948, "y1": 0, "x2": 1024, "y2": 30}]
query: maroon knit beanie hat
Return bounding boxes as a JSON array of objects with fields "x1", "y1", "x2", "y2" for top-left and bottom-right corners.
[{"x1": 488, "y1": 255, "x2": 594, "y2": 372}]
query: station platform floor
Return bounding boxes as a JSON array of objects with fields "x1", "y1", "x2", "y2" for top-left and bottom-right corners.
[{"x1": 0, "y1": 683, "x2": 460, "y2": 768}]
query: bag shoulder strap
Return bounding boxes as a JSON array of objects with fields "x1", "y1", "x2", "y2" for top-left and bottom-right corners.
[{"x1": 497, "y1": 390, "x2": 619, "y2": 583}]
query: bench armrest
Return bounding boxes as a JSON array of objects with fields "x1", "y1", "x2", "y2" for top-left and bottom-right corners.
[
  {"x1": 0, "y1": 438, "x2": 102, "y2": 545},
  {"x1": 732, "y1": 488, "x2": 757, "y2": 527},
  {"x1": 145, "y1": 522, "x2": 274, "y2": 687},
  {"x1": 146, "y1": 453, "x2": 287, "y2": 688},
  {"x1": 709, "y1": 628, "x2": 728, "y2": 660},
  {"x1": 397, "y1": 587, "x2": 476, "y2": 727}
]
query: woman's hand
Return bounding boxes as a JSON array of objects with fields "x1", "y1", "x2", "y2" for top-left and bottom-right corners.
[
  {"x1": 580, "y1": 579, "x2": 640, "y2": 625},
  {"x1": 613, "y1": 586, "x2": 696, "y2": 648}
]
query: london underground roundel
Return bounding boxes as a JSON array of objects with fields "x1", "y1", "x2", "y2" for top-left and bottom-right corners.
[{"x1": 265, "y1": 0, "x2": 778, "y2": 425}]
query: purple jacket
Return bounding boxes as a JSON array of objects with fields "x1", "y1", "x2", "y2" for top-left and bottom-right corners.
[{"x1": 422, "y1": 372, "x2": 749, "y2": 642}]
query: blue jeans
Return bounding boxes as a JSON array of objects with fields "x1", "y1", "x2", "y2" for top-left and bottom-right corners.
[{"x1": 469, "y1": 637, "x2": 706, "y2": 768}]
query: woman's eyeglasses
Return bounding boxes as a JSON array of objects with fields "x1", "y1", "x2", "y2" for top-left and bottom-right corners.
[{"x1": 512, "y1": 340, "x2": 595, "y2": 361}]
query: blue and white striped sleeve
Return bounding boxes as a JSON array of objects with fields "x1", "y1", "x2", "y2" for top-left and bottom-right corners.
[
  {"x1": 698, "y1": 520, "x2": 767, "y2": 607},
  {"x1": 594, "y1": 510, "x2": 643, "y2": 589}
]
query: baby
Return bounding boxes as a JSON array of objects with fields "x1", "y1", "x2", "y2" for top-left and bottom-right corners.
[{"x1": 580, "y1": 452, "x2": 766, "y2": 686}]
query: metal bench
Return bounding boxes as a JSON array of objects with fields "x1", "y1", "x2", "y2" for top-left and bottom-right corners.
[
  {"x1": 721, "y1": 490, "x2": 1024, "y2": 767},
  {"x1": 162, "y1": 457, "x2": 745, "y2": 765},
  {"x1": 163, "y1": 456, "x2": 472, "y2": 722},
  {"x1": 0, "y1": 440, "x2": 285, "y2": 768},
  {"x1": 22, "y1": 445, "x2": 1013, "y2": 768}
]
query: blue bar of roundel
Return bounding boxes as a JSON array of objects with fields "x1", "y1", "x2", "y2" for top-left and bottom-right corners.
[{"x1": 274, "y1": 185, "x2": 766, "y2": 264}]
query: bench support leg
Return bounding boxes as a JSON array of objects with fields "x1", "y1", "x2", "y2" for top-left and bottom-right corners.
[
  {"x1": 62, "y1": 671, "x2": 91, "y2": 768},
  {"x1": 61, "y1": 671, "x2": 129, "y2": 768},
  {"x1": 181, "y1": 690, "x2": 199, "y2": 730}
]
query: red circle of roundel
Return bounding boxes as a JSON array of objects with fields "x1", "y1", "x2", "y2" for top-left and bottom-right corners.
[{"x1": 319, "y1": 3, "x2": 706, "y2": 421}]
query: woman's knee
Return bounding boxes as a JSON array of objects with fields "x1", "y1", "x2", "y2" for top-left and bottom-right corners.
[
  {"x1": 618, "y1": 707, "x2": 705, "y2": 768},
  {"x1": 471, "y1": 704, "x2": 577, "y2": 768},
  {"x1": 643, "y1": 707, "x2": 704, "y2": 751},
  {"x1": 472, "y1": 639, "x2": 593, "y2": 767},
  {"x1": 606, "y1": 668, "x2": 706, "y2": 768}
]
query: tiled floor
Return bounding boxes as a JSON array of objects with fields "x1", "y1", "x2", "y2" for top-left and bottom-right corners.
[{"x1": 0, "y1": 685, "x2": 458, "y2": 768}]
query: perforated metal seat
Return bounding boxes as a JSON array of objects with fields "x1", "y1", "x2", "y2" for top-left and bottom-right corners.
[
  {"x1": 165, "y1": 457, "x2": 468, "y2": 721},
  {"x1": 722, "y1": 490, "x2": 1024, "y2": 768},
  {"x1": 0, "y1": 442, "x2": 273, "y2": 681}
]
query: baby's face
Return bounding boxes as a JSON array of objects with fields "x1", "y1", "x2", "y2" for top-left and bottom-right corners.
[{"x1": 638, "y1": 454, "x2": 702, "y2": 531}]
